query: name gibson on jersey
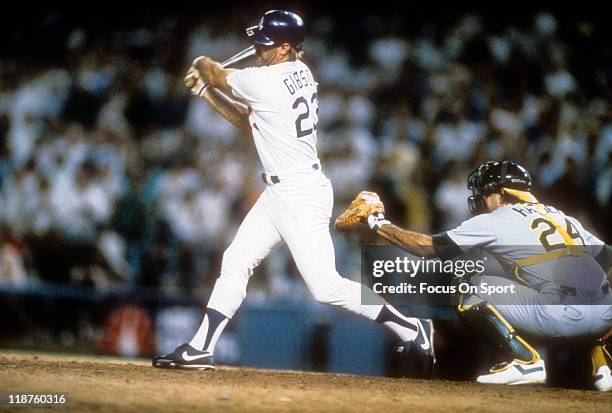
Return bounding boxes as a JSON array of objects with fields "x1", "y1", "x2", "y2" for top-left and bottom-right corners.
[{"x1": 283, "y1": 69, "x2": 316, "y2": 95}]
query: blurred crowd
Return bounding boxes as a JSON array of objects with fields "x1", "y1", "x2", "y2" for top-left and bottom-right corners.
[{"x1": 1, "y1": 11, "x2": 610, "y2": 296}]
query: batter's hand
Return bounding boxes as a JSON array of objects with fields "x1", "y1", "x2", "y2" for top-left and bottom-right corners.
[
  {"x1": 193, "y1": 56, "x2": 218, "y2": 85},
  {"x1": 335, "y1": 191, "x2": 385, "y2": 230},
  {"x1": 184, "y1": 67, "x2": 206, "y2": 96}
]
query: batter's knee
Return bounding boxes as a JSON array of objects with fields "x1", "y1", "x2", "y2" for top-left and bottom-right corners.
[
  {"x1": 219, "y1": 245, "x2": 254, "y2": 284},
  {"x1": 307, "y1": 276, "x2": 356, "y2": 306},
  {"x1": 221, "y1": 246, "x2": 238, "y2": 268},
  {"x1": 310, "y1": 286, "x2": 335, "y2": 304}
]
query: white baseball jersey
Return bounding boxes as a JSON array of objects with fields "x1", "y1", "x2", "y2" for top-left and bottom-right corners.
[
  {"x1": 207, "y1": 58, "x2": 385, "y2": 325},
  {"x1": 226, "y1": 60, "x2": 320, "y2": 175},
  {"x1": 446, "y1": 203, "x2": 606, "y2": 292}
]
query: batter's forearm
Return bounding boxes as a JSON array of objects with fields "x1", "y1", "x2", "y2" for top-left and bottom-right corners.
[
  {"x1": 202, "y1": 88, "x2": 251, "y2": 133},
  {"x1": 376, "y1": 224, "x2": 436, "y2": 258}
]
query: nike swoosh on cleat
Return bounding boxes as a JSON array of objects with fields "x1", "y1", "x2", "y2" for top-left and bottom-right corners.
[
  {"x1": 181, "y1": 351, "x2": 210, "y2": 361},
  {"x1": 417, "y1": 320, "x2": 430, "y2": 351}
]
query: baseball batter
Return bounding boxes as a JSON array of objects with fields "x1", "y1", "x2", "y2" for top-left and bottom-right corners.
[
  {"x1": 336, "y1": 160, "x2": 612, "y2": 390},
  {"x1": 153, "y1": 10, "x2": 434, "y2": 371}
]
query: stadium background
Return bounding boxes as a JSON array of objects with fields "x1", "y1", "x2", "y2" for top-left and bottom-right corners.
[{"x1": 0, "y1": 3, "x2": 610, "y2": 385}]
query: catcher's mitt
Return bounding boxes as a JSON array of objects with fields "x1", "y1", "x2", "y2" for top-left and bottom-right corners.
[{"x1": 334, "y1": 191, "x2": 384, "y2": 230}]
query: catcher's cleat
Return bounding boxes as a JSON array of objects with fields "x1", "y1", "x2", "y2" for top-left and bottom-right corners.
[
  {"x1": 394, "y1": 319, "x2": 436, "y2": 378},
  {"x1": 477, "y1": 359, "x2": 546, "y2": 385},
  {"x1": 152, "y1": 343, "x2": 215, "y2": 370},
  {"x1": 594, "y1": 365, "x2": 612, "y2": 392}
]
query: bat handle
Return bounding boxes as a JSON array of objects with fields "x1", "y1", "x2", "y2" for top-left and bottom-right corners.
[{"x1": 198, "y1": 83, "x2": 209, "y2": 96}]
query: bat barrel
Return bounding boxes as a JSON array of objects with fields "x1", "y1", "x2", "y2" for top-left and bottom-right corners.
[{"x1": 221, "y1": 45, "x2": 256, "y2": 67}]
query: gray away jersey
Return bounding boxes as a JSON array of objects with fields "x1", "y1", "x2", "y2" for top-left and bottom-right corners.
[{"x1": 445, "y1": 203, "x2": 606, "y2": 293}]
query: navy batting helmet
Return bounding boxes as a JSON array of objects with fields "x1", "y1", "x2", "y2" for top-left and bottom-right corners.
[
  {"x1": 467, "y1": 160, "x2": 533, "y2": 215},
  {"x1": 246, "y1": 10, "x2": 305, "y2": 51}
]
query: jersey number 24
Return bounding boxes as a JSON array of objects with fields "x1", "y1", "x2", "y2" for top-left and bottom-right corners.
[{"x1": 530, "y1": 217, "x2": 585, "y2": 251}]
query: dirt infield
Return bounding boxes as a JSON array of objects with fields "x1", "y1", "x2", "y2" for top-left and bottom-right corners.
[{"x1": 0, "y1": 351, "x2": 610, "y2": 413}]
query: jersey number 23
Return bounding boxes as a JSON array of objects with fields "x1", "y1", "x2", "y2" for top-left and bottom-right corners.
[{"x1": 293, "y1": 93, "x2": 318, "y2": 139}]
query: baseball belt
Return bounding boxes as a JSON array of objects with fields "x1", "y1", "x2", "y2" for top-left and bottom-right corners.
[{"x1": 261, "y1": 163, "x2": 320, "y2": 185}]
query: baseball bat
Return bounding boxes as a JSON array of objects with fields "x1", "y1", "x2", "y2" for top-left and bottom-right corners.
[
  {"x1": 220, "y1": 45, "x2": 256, "y2": 67},
  {"x1": 192, "y1": 45, "x2": 256, "y2": 94}
]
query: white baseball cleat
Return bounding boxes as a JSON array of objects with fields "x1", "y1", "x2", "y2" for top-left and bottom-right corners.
[
  {"x1": 594, "y1": 365, "x2": 612, "y2": 392},
  {"x1": 477, "y1": 359, "x2": 546, "y2": 385}
]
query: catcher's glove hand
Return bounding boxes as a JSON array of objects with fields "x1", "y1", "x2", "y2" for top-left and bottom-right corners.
[{"x1": 334, "y1": 191, "x2": 384, "y2": 230}]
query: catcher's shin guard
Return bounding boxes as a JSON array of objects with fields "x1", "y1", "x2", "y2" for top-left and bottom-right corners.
[
  {"x1": 458, "y1": 302, "x2": 540, "y2": 364},
  {"x1": 592, "y1": 344, "x2": 608, "y2": 374}
]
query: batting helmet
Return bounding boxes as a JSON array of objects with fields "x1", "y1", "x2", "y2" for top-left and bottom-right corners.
[
  {"x1": 467, "y1": 160, "x2": 533, "y2": 215},
  {"x1": 246, "y1": 10, "x2": 305, "y2": 51}
]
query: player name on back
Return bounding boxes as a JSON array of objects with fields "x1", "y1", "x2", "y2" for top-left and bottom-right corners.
[{"x1": 283, "y1": 68, "x2": 316, "y2": 95}]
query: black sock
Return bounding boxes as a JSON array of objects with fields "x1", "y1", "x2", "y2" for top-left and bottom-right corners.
[
  {"x1": 375, "y1": 305, "x2": 419, "y2": 341},
  {"x1": 189, "y1": 307, "x2": 229, "y2": 353}
]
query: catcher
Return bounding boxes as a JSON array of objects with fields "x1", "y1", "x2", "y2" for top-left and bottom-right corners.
[{"x1": 336, "y1": 160, "x2": 612, "y2": 390}]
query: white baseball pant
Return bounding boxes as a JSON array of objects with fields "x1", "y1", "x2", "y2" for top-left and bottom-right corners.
[{"x1": 207, "y1": 169, "x2": 384, "y2": 320}]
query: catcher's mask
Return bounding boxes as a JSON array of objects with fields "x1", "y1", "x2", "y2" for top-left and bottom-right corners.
[{"x1": 467, "y1": 160, "x2": 533, "y2": 215}]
